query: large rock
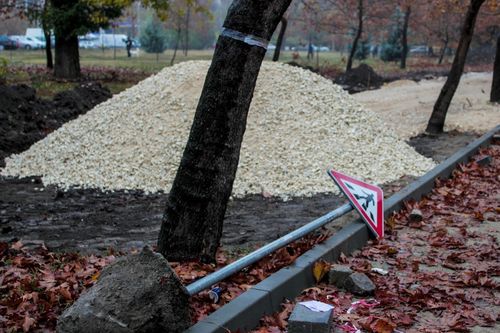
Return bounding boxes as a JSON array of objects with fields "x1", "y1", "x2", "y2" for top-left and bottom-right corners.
[
  {"x1": 57, "y1": 247, "x2": 191, "y2": 333},
  {"x1": 343, "y1": 272, "x2": 376, "y2": 296},
  {"x1": 328, "y1": 265, "x2": 353, "y2": 287}
]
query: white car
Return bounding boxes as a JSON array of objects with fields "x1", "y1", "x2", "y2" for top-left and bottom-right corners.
[
  {"x1": 79, "y1": 39, "x2": 97, "y2": 49},
  {"x1": 10, "y1": 35, "x2": 44, "y2": 49}
]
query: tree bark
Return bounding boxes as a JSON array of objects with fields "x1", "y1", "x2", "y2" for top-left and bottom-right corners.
[
  {"x1": 158, "y1": 0, "x2": 292, "y2": 262},
  {"x1": 272, "y1": 17, "x2": 287, "y2": 62},
  {"x1": 346, "y1": 0, "x2": 363, "y2": 72},
  {"x1": 43, "y1": 29, "x2": 53, "y2": 69},
  {"x1": 426, "y1": 0, "x2": 485, "y2": 134},
  {"x1": 42, "y1": 1, "x2": 53, "y2": 69},
  {"x1": 52, "y1": 0, "x2": 81, "y2": 79},
  {"x1": 491, "y1": 35, "x2": 500, "y2": 103},
  {"x1": 400, "y1": 5, "x2": 411, "y2": 69},
  {"x1": 54, "y1": 34, "x2": 80, "y2": 79}
]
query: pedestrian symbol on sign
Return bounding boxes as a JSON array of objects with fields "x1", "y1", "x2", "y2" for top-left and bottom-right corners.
[{"x1": 328, "y1": 170, "x2": 384, "y2": 238}]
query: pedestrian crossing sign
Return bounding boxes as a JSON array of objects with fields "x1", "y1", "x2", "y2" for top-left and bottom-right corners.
[{"x1": 328, "y1": 169, "x2": 384, "y2": 238}]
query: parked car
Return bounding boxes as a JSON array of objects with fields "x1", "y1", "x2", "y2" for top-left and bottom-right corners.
[
  {"x1": 79, "y1": 38, "x2": 97, "y2": 49},
  {"x1": 409, "y1": 45, "x2": 430, "y2": 55},
  {"x1": 0, "y1": 35, "x2": 17, "y2": 50},
  {"x1": 34, "y1": 35, "x2": 55, "y2": 47},
  {"x1": 10, "y1": 35, "x2": 43, "y2": 49}
]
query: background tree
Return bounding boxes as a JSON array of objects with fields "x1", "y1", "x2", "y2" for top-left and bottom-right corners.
[
  {"x1": 399, "y1": 1, "x2": 411, "y2": 69},
  {"x1": 0, "y1": 1, "x2": 53, "y2": 68},
  {"x1": 346, "y1": 0, "x2": 363, "y2": 71},
  {"x1": 165, "y1": 0, "x2": 210, "y2": 65},
  {"x1": 354, "y1": 38, "x2": 370, "y2": 60},
  {"x1": 272, "y1": 17, "x2": 288, "y2": 61},
  {"x1": 491, "y1": 35, "x2": 500, "y2": 102},
  {"x1": 320, "y1": 0, "x2": 389, "y2": 71},
  {"x1": 380, "y1": 10, "x2": 403, "y2": 62},
  {"x1": 47, "y1": 0, "x2": 169, "y2": 79},
  {"x1": 140, "y1": 15, "x2": 168, "y2": 61},
  {"x1": 426, "y1": 0, "x2": 487, "y2": 134},
  {"x1": 158, "y1": 0, "x2": 292, "y2": 262},
  {"x1": 419, "y1": 1, "x2": 464, "y2": 64}
]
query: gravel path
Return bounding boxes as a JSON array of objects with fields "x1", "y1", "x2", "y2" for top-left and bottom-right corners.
[
  {"x1": 1, "y1": 61, "x2": 434, "y2": 199},
  {"x1": 354, "y1": 72, "x2": 499, "y2": 139}
]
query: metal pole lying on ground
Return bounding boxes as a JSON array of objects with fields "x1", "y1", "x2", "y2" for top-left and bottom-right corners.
[{"x1": 185, "y1": 203, "x2": 353, "y2": 296}]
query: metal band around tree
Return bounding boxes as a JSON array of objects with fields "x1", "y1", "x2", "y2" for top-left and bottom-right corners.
[{"x1": 220, "y1": 27, "x2": 269, "y2": 50}]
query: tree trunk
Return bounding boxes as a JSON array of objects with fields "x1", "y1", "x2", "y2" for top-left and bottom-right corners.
[
  {"x1": 400, "y1": 5, "x2": 411, "y2": 69},
  {"x1": 307, "y1": 36, "x2": 313, "y2": 60},
  {"x1": 42, "y1": 1, "x2": 53, "y2": 69},
  {"x1": 491, "y1": 35, "x2": 500, "y2": 103},
  {"x1": 158, "y1": 0, "x2": 292, "y2": 262},
  {"x1": 44, "y1": 31, "x2": 53, "y2": 69},
  {"x1": 52, "y1": 0, "x2": 81, "y2": 79},
  {"x1": 170, "y1": 26, "x2": 181, "y2": 66},
  {"x1": 438, "y1": 36, "x2": 449, "y2": 65},
  {"x1": 426, "y1": 0, "x2": 485, "y2": 134},
  {"x1": 272, "y1": 17, "x2": 287, "y2": 62},
  {"x1": 54, "y1": 34, "x2": 80, "y2": 79},
  {"x1": 183, "y1": 5, "x2": 191, "y2": 56},
  {"x1": 346, "y1": 0, "x2": 363, "y2": 72}
]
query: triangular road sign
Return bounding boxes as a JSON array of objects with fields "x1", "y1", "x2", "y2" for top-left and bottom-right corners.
[{"x1": 328, "y1": 169, "x2": 384, "y2": 238}]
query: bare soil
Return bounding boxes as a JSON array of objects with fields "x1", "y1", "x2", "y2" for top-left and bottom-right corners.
[
  {"x1": 0, "y1": 83, "x2": 111, "y2": 167},
  {"x1": 0, "y1": 131, "x2": 476, "y2": 255},
  {"x1": 0, "y1": 71, "x2": 488, "y2": 255},
  {"x1": 354, "y1": 72, "x2": 499, "y2": 139}
]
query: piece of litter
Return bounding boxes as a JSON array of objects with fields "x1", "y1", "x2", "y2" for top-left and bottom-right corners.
[
  {"x1": 371, "y1": 267, "x2": 388, "y2": 275},
  {"x1": 339, "y1": 323, "x2": 361, "y2": 333},
  {"x1": 298, "y1": 300, "x2": 334, "y2": 312},
  {"x1": 208, "y1": 287, "x2": 222, "y2": 304},
  {"x1": 347, "y1": 299, "x2": 380, "y2": 314}
]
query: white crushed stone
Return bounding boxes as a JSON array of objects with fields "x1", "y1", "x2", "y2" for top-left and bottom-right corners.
[{"x1": 1, "y1": 61, "x2": 435, "y2": 199}]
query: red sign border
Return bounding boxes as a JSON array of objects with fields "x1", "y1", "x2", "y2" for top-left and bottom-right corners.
[{"x1": 328, "y1": 169, "x2": 384, "y2": 238}]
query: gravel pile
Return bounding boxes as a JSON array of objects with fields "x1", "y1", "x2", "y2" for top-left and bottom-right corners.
[{"x1": 1, "y1": 61, "x2": 435, "y2": 199}]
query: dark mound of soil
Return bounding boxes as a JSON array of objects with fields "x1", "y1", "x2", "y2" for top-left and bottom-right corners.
[
  {"x1": 334, "y1": 64, "x2": 384, "y2": 93},
  {"x1": 0, "y1": 83, "x2": 111, "y2": 166}
]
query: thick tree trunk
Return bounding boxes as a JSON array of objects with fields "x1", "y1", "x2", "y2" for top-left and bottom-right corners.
[
  {"x1": 272, "y1": 17, "x2": 287, "y2": 62},
  {"x1": 346, "y1": 0, "x2": 363, "y2": 72},
  {"x1": 426, "y1": 0, "x2": 485, "y2": 134},
  {"x1": 400, "y1": 5, "x2": 411, "y2": 69},
  {"x1": 158, "y1": 0, "x2": 292, "y2": 262},
  {"x1": 170, "y1": 27, "x2": 181, "y2": 66},
  {"x1": 491, "y1": 36, "x2": 500, "y2": 103},
  {"x1": 52, "y1": 0, "x2": 81, "y2": 79},
  {"x1": 54, "y1": 34, "x2": 80, "y2": 79}
]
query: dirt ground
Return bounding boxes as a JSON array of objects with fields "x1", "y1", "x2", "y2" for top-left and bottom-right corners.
[
  {"x1": 0, "y1": 70, "x2": 490, "y2": 256},
  {"x1": 354, "y1": 72, "x2": 499, "y2": 139},
  {"x1": 0, "y1": 132, "x2": 477, "y2": 255},
  {"x1": 0, "y1": 83, "x2": 111, "y2": 167}
]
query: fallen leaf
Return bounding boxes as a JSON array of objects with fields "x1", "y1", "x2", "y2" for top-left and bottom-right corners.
[{"x1": 312, "y1": 260, "x2": 330, "y2": 283}]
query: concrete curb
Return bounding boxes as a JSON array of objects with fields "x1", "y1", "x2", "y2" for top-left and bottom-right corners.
[{"x1": 185, "y1": 125, "x2": 499, "y2": 333}]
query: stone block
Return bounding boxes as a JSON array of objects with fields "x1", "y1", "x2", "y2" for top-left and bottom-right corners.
[{"x1": 288, "y1": 303, "x2": 332, "y2": 333}]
